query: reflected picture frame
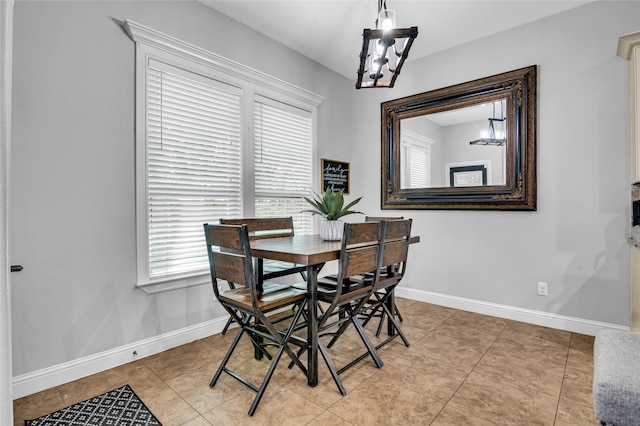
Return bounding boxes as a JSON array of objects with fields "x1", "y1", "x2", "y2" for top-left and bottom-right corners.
[{"x1": 450, "y1": 165, "x2": 487, "y2": 187}]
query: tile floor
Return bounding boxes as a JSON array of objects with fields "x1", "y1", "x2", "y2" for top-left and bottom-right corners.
[{"x1": 13, "y1": 298, "x2": 598, "y2": 425}]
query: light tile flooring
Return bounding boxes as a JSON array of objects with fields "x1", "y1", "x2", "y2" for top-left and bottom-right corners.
[{"x1": 13, "y1": 298, "x2": 598, "y2": 425}]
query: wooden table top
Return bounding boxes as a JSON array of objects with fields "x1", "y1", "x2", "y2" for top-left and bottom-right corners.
[
  {"x1": 251, "y1": 234, "x2": 342, "y2": 265},
  {"x1": 250, "y1": 234, "x2": 420, "y2": 265}
]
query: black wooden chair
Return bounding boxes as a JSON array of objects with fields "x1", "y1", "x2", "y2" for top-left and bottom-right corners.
[
  {"x1": 292, "y1": 221, "x2": 385, "y2": 395},
  {"x1": 360, "y1": 219, "x2": 412, "y2": 351},
  {"x1": 218, "y1": 217, "x2": 307, "y2": 334},
  {"x1": 203, "y1": 223, "x2": 308, "y2": 416},
  {"x1": 363, "y1": 216, "x2": 406, "y2": 324}
]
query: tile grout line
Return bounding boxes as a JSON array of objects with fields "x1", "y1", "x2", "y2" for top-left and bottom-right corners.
[
  {"x1": 139, "y1": 347, "x2": 213, "y2": 425},
  {"x1": 552, "y1": 332, "x2": 573, "y2": 426},
  {"x1": 429, "y1": 312, "x2": 510, "y2": 425}
]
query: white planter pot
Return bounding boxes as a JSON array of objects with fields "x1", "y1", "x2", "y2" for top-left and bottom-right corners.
[{"x1": 320, "y1": 220, "x2": 344, "y2": 241}]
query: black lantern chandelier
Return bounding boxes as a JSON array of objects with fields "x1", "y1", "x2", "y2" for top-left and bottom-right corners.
[
  {"x1": 469, "y1": 101, "x2": 507, "y2": 146},
  {"x1": 356, "y1": 0, "x2": 418, "y2": 89}
]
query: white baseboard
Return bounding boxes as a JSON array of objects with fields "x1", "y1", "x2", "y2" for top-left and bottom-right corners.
[
  {"x1": 13, "y1": 290, "x2": 628, "y2": 399},
  {"x1": 395, "y1": 287, "x2": 628, "y2": 336},
  {"x1": 12, "y1": 316, "x2": 229, "y2": 399}
]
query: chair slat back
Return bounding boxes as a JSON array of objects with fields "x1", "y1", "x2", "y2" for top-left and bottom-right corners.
[
  {"x1": 345, "y1": 221, "x2": 383, "y2": 246},
  {"x1": 220, "y1": 217, "x2": 295, "y2": 240},
  {"x1": 338, "y1": 221, "x2": 384, "y2": 281},
  {"x1": 207, "y1": 222, "x2": 245, "y2": 252},
  {"x1": 204, "y1": 223, "x2": 254, "y2": 294},
  {"x1": 213, "y1": 252, "x2": 249, "y2": 287},
  {"x1": 382, "y1": 241, "x2": 408, "y2": 268},
  {"x1": 375, "y1": 219, "x2": 412, "y2": 291},
  {"x1": 381, "y1": 219, "x2": 412, "y2": 267},
  {"x1": 365, "y1": 216, "x2": 404, "y2": 222},
  {"x1": 344, "y1": 245, "x2": 380, "y2": 278}
]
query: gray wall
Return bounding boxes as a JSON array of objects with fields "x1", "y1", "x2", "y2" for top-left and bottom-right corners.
[
  {"x1": 351, "y1": 1, "x2": 638, "y2": 326},
  {"x1": 9, "y1": 1, "x2": 352, "y2": 376}
]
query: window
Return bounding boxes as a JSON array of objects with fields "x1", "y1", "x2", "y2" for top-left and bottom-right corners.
[
  {"x1": 126, "y1": 20, "x2": 323, "y2": 293},
  {"x1": 254, "y1": 96, "x2": 313, "y2": 235},
  {"x1": 400, "y1": 130, "x2": 433, "y2": 189},
  {"x1": 145, "y1": 60, "x2": 243, "y2": 281}
]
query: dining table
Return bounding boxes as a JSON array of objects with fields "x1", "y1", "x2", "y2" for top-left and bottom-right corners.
[{"x1": 250, "y1": 233, "x2": 419, "y2": 387}]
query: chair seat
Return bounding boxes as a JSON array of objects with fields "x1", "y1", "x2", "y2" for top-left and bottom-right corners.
[
  {"x1": 295, "y1": 279, "x2": 369, "y2": 302},
  {"x1": 262, "y1": 260, "x2": 306, "y2": 277},
  {"x1": 219, "y1": 285, "x2": 306, "y2": 311},
  {"x1": 316, "y1": 275, "x2": 371, "y2": 288},
  {"x1": 318, "y1": 273, "x2": 373, "y2": 286},
  {"x1": 319, "y1": 285, "x2": 370, "y2": 302},
  {"x1": 291, "y1": 276, "x2": 371, "y2": 303},
  {"x1": 260, "y1": 281, "x2": 292, "y2": 294},
  {"x1": 229, "y1": 281, "x2": 289, "y2": 295}
]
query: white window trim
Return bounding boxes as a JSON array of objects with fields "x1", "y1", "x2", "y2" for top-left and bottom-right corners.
[
  {"x1": 124, "y1": 19, "x2": 324, "y2": 294},
  {"x1": 123, "y1": 20, "x2": 324, "y2": 107}
]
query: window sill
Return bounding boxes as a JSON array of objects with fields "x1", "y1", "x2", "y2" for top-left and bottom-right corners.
[{"x1": 137, "y1": 273, "x2": 210, "y2": 294}]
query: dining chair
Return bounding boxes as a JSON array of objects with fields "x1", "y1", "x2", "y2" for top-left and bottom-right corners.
[
  {"x1": 363, "y1": 216, "x2": 406, "y2": 324},
  {"x1": 360, "y1": 218, "x2": 412, "y2": 350},
  {"x1": 219, "y1": 217, "x2": 307, "y2": 280},
  {"x1": 292, "y1": 221, "x2": 385, "y2": 395},
  {"x1": 218, "y1": 217, "x2": 307, "y2": 334},
  {"x1": 203, "y1": 223, "x2": 308, "y2": 416}
]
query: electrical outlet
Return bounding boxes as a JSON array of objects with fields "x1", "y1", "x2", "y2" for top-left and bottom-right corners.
[{"x1": 537, "y1": 282, "x2": 548, "y2": 296}]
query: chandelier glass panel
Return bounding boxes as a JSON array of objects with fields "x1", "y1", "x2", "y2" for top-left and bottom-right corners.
[{"x1": 356, "y1": 0, "x2": 418, "y2": 89}]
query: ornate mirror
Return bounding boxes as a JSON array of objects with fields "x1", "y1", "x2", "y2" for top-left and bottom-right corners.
[{"x1": 381, "y1": 65, "x2": 537, "y2": 210}]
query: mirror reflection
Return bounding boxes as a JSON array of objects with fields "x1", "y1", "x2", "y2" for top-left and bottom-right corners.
[
  {"x1": 400, "y1": 99, "x2": 507, "y2": 189},
  {"x1": 381, "y1": 65, "x2": 536, "y2": 210}
]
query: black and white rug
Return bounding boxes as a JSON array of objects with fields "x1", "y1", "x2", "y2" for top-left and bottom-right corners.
[{"x1": 25, "y1": 384, "x2": 162, "y2": 426}]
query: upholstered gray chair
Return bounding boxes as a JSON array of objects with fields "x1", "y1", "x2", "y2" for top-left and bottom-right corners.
[{"x1": 593, "y1": 328, "x2": 640, "y2": 426}]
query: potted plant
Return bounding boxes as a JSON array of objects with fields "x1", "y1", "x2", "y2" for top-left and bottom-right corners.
[{"x1": 303, "y1": 189, "x2": 364, "y2": 240}]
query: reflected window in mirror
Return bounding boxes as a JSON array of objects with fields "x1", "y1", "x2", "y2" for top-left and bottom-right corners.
[{"x1": 400, "y1": 130, "x2": 433, "y2": 189}]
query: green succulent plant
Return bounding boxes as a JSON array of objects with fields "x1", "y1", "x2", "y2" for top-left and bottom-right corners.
[{"x1": 303, "y1": 189, "x2": 363, "y2": 221}]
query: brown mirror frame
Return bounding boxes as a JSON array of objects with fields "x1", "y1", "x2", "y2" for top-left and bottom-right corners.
[{"x1": 381, "y1": 65, "x2": 537, "y2": 210}]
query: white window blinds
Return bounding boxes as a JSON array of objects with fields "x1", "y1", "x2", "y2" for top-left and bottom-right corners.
[
  {"x1": 407, "y1": 144, "x2": 431, "y2": 188},
  {"x1": 146, "y1": 59, "x2": 243, "y2": 280},
  {"x1": 254, "y1": 96, "x2": 313, "y2": 235},
  {"x1": 400, "y1": 131, "x2": 432, "y2": 189}
]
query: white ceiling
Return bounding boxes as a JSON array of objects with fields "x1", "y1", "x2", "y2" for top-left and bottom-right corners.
[{"x1": 199, "y1": 0, "x2": 593, "y2": 80}]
